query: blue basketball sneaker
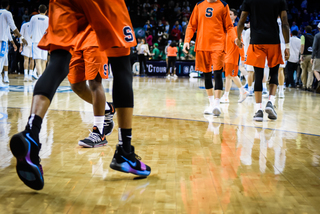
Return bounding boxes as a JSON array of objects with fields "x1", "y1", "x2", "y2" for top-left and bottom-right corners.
[
  {"x1": 10, "y1": 130, "x2": 44, "y2": 190},
  {"x1": 110, "y1": 145, "x2": 151, "y2": 177}
]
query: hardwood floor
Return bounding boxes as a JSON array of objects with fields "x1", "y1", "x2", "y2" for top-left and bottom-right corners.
[{"x1": 0, "y1": 75, "x2": 319, "y2": 213}]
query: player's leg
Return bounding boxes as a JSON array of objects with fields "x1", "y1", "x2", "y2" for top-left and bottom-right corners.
[
  {"x1": 211, "y1": 50, "x2": 225, "y2": 116},
  {"x1": 265, "y1": 65, "x2": 279, "y2": 120},
  {"x1": 262, "y1": 66, "x2": 269, "y2": 97},
  {"x1": 10, "y1": 49, "x2": 71, "y2": 190},
  {"x1": 23, "y1": 56, "x2": 30, "y2": 81},
  {"x1": 306, "y1": 56, "x2": 314, "y2": 90},
  {"x1": 221, "y1": 75, "x2": 231, "y2": 103},
  {"x1": 3, "y1": 53, "x2": 9, "y2": 83},
  {"x1": 108, "y1": 54, "x2": 151, "y2": 176},
  {"x1": 253, "y1": 67, "x2": 264, "y2": 121},
  {"x1": 278, "y1": 66, "x2": 285, "y2": 98},
  {"x1": 29, "y1": 57, "x2": 34, "y2": 81}
]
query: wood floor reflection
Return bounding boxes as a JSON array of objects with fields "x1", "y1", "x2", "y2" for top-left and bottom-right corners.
[{"x1": 0, "y1": 75, "x2": 320, "y2": 213}]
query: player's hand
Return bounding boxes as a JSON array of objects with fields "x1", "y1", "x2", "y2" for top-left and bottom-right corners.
[
  {"x1": 13, "y1": 44, "x2": 17, "y2": 52},
  {"x1": 284, "y1": 48, "x2": 290, "y2": 61},
  {"x1": 22, "y1": 38, "x2": 28, "y2": 46},
  {"x1": 311, "y1": 59, "x2": 313, "y2": 64},
  {"x1": 235, "y1": 38, "x2": 243, "y2": 49},
  {"x1": 183, "y1": 43, "x2": 189, "y2": 54},
  {"x1": 19, "y1": 45, "x2": 23, "y2": 53}
]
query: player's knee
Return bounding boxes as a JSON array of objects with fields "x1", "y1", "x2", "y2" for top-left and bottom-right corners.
[
  {"x1": 214, "y1": 69, "x2": 223, "y2": 90},
  {"x1": 254, "y1": 68, "x2": 264, "y2": 91},
  {"x1": 71, "y1": 82, "x2": 86, "y2": 94},
  {"x1": 204, "y1": 72, "x2": 213, "y2": 89},
  {"x1": 269, "y1": 65, "x2": 279, "y2": 85},
  {"x1": 109, "y1": 55, "x2": 134, "y2": 108}
]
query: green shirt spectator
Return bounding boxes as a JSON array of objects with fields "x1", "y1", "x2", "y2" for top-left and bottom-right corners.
[
  {"x1": 189, "y1": 45, "x2": 195, "y2": 59},
  {"x1": 152, "y1": 43, "x2": 161, "y2": 60},
  {"x1": 178, "y1": 42, "x2": 185, "y2": 59}
]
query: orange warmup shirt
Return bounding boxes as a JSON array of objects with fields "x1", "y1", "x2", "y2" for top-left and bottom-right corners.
[
  {"x1": 167, "y1": 46, "x2": 178, "y2": 57},
  {"x1": 225, "y1": 26, "x2": 245, "y2": 65},
  {"x1": 184, "y1": 0, "x2": 236, "y2": 52}
]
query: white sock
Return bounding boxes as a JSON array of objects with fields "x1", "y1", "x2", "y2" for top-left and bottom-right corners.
[
  {"x1": 245, "y1": 75, "x2": 248, "y2": 84},
  {"x1": 239, "y1": 87, "x2": 245, "y2": 94},
  {"x1": 214, "y1": 98, "x2": 220, "y2": 106},
  {"x1": 105, "y1": 102, "x2": 110, "y2": 111},
  {"x1": 94, "y1": 116, "x2": 105, "y2": 135},
  {"x1": 29, "y1": 70, "x2": 33, "y2": 76},
  {"x1": 255, "y1": 103, "x2": 263, "y2": 111},
  {"x1": 249, "y1": 86, "x2": 253, "y2": 91},
  {"x1": 4, "y1": 71, "x2": 8, "y2": 77},
  {"x1": 208, "y1": 96, "x2": 215, "y2": 106},
  {"x1": 269, "y1": 95, "x2": 276, "y2": 105},
  {"x1": 279, "y1": 85, "x2": 284, "y2": 92},
  {"x1": 224, "y1": 92, "x2": 229, "y2": 97},
  {"x1": 263, "y1": 83, "x2": 267, "y2": 89},
  {"x1": 24, "y1": 69, "x2": 28, "y2": 77}
]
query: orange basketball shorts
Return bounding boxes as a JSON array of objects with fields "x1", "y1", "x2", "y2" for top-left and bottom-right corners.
[
  {"x1": 38, "y1": 0, "x2": 136, "y2": 53},
  {"x1": 195, "y1": 50, "x2": 225, "y2": 73},
  {"x1": 245, "y1": 44, "x2": 284, "y2": 68},
  {"x1": 224, "y1": 63, "x2": 239, "y2": 77},
  {"x1": 68, "y1": 47, "x2": 108, "y2": 84}
]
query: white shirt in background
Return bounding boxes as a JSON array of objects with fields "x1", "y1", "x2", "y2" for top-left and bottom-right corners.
[
  {"x1": 288, "y1": 36, "x2": 301, "y2": 63},
  {"x1": 137, "y1": 43, "x2": 149, "y2": 55},
  {"x1": 20, "y1": 22, "x2": 32, "y2": 46},
  {"x1": 29, "y1": 14, "x2": 48, "y2": 43},
  {"x1": 0, "y1": 9, "x2": 17, "y2": 42}
]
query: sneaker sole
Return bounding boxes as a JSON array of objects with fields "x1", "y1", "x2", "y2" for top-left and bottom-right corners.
[
  {"x1": 213, "y1": 108, "x2": 221, "y2": 116},
  {"x1": 253, "y1": 117, "x2": 263, "y2": 122},
  {"x1": 265, "y1": 107, "x2": 277, "y2": 120},
  {"x1": 238, "y1": 94, "x2": 248, "y2": 103},
  {"x1": 110, "y1": 160, "x2": 151, "y2": 177},
  {"x1": 10, "y1": 133, "x2": 44, "y2": 190},
  {"x1": 78, "y1": 140, "x2": 108, "y2": 148}
]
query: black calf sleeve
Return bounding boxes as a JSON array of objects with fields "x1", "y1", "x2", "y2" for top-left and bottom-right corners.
[
  {"x1": 214, "y1": 69, "x2": 223, "y2": 90},
  {"x1": 269, "y1": 65, "x2": 279, "y2": 85},
  {"x1": 204, "y1": 72, "x2": 213, "y2": 89},
  {"x1": 109, "y1": 55, "x2": 134, "y2": 108},
  {"x1": 33, "y1": 50, "x2": 71, "y2": 101},
  {"x1": 254, "y1": 67, "x2": 264, "y2": 92}
]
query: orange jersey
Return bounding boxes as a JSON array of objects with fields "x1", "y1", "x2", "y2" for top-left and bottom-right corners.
[
  {"x1": 167, "y1": 46, "x2": 178, "y2": 57},
  {"x1": 225, "y1": 26, "x2": 245, "y2": 65},
  {"x1": 74, "y1": 25, "x2": 98, "y2": 51},
  {"x1": 185, "y1": 0, "x2": 236, "y2": 52}
]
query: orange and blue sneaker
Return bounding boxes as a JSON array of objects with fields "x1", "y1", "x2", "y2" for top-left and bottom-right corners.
[
  {"x1": 110, "y1": 145, "x2": 151, "y2": 177},
  {"x1": 78, "y1": 126, "x2": 107, "y2": 148},
  {"x1": 10, "y1": 130, "x2": 44, "y2": 190}
]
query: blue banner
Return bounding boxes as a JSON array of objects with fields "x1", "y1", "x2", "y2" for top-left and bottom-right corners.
[{"x1": 145, "y1": 60, "x2": 196, "y2": 76}]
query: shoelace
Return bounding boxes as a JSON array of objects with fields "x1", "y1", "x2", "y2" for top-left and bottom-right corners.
[
  {"x1": 85, "y1": 131, "x2": 103, "y2": 143},
  {"x1": 135, "y1": 154, "x2": 141, "y2": 160}
]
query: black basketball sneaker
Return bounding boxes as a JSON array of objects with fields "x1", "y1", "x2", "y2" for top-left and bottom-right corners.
[
  {"x1": 110, "y1": 145, "x2": 151, "y2": 177},
  {"x1": 104, "y1": 102, "x2": 115, "y2": 136},
  {"x1": 78, "y1": 126, "x2": 107, "y2": 148},
  {"x1": 253, "y1": 110, "x2": 264, "y2": 122},
  {"x1": 265, "y1": 101, "x2": 277, "y2": 120},
  {"x1": 10, "y1": 130, "x2": 44, "y2": 190}
]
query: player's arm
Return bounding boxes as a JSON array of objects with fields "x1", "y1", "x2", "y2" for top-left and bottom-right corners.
[
  {"x1": 183, "y1": 5, "x2": 198, "y2": 53},
  {"x1": 224, "y1": 5, "x2": 237, "y2": 43},
  {"x1": 280, "y1": 10, "x2": 290, "y2": 60},
  {"x1": 237, "y1": 12, "x2": 249, "y2": 49},
  {"x1": 5, "y1": 12, "x2": 27, "y2": 45},
  {"x1": 8, "y1": 30, "x2": 17, "y2": 51}
]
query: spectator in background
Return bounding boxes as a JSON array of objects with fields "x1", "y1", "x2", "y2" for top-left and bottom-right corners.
[
  {"x1": 151, "y1": 43, "x2": 161, "y2": 60},
  {"x1": 144, "y1": 20, "x2": 152, "y2": 31},
  {"x1": 171, "y1": 24, "x2": 181, "y2": 41},
  {"x1": 166, "y1": 41, "x2": 178, "y2": 78},
  {"x1": 155, "y1": 20, "x2": 164, "y2": 40},
  {"x1": 22, "y1": 9, "x2": 29, "y2": 24},
  {"x1": 143, "y1": 0, "x2": 151, "y2": 10},
  {"x1": 178, "y1": 39, "x2": 185, "y2": 60},
  {"x1": 301, "y1": 0, "x2": 307, "y2": 10},
  {"x1": 311, "y1": 23, "x2": 320, "y2": 93},
  {"x1": 174, "y1": 21, "x2": 183, "y2": 32},
  {"x1": 146, "y1": 30, "x2": 153, "y2": 46},
  {"x1": 174, "y1": 3, "x2": 181, "y2": 13},
  {"x1": 188, "y1": 41, "x2": 196, "y2": 60},
  {"x1": 182, "y1": 17, "x2": 188, "y2": 28},
  {"x1": 286, "y1": 30, "x2": 301, "y2": 88},
  {"x1": 300, "y1": 25, "x2": 314, "y2": 90},
  {"x1": 156, "y1": 36, "x2": 165, "y2": 51},
  {"x1": 302, "y1": 10, "x2": 310, "y2": 26},
  {"x1": 291, "y1": 21, "x2": 299, "y2": 33},
  {"x1": 164, "y1": 21, "x2": 170, "y2": 34},
  {"x1": 137, "y1": 38, "x2": 150, "y2": 75}
]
